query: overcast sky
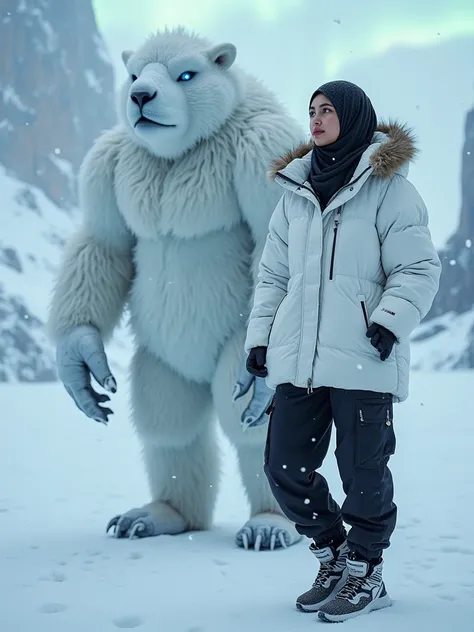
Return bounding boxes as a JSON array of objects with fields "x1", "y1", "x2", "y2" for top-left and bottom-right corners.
[{"x1": 92, "y1": 0, "x2": 474, "y2": 249}]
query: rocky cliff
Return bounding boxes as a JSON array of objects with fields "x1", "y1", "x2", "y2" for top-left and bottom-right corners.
[
  {"x1": 412, "y1": 103, "x2": 474, "y2": 369},
  {"x1": 0, "y1": 0, "x2": 118, "y2": 382},
  {"x1": 0, "y1": 0, "x2": 115, "y2": 209}
]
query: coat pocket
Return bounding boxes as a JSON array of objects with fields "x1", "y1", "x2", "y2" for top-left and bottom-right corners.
[
  {"x1": 357, "y1": 294, "x2": 369, "y2": 329},
  {"x1": 357, "y1": 294, "x2": 370, "y2": 329},
  {"x1": 356, "y1": 396, "x2": 396, "y2": 467},
  {"x1": 267, "y1": 294, "x2": 287, "y2": 344}
]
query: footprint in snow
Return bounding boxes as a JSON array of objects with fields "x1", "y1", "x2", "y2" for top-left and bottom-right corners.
[
  {"x1": 437, "y1": 593, "x2": 456, "y2": 601},
  {"x1": 39, "y1": 602, "x2": 68, "y2": 614},
  {"x1": 113, "y1": 615, "x2": 143, "y2": 628},
  {"x1": 440, "y1": 545, "x2": 474, "y2": 555},
  {"x1": 213, "y1": 559, "x2": 229, "y2": 567},
  {"x1": 39, "y1": 571, "x2": 67, "y2": 582}
]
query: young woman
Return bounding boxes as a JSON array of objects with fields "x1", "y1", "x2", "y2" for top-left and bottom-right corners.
[{"x1": 244, "y1": 80, "x2": 441, "y2": 623}]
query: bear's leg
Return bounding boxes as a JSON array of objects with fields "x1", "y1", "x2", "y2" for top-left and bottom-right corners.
[
  {"x1": 107, "y1": 346, "x2": 218, "y2": 539},
  {"x1": 212, "y1": 329, "x2": 302, "y2": 551}
]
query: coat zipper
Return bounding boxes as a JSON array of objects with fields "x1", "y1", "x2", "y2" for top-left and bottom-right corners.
[
  {"x1": 360, "y1": 299, "x2": 370, "y2": 328},
  {"x1": 329, "y1": 208, "x2": 341, "y2": 280}
]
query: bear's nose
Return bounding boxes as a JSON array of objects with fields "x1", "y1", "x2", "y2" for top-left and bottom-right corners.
[{"x1": 131, "y1": 89, "x2": 157, "y2": 109}]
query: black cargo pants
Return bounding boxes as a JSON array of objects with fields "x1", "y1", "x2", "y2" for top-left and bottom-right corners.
[{"x1": 263, "y1": 383, "x2": 397, "y2": 561}]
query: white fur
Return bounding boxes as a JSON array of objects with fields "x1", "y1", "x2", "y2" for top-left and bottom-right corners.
[{"x1": 47, "y1": 26, "x2": 305, "y2": 544}]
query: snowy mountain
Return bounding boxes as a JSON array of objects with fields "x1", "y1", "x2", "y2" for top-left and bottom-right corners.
[
  {"x1": 0, "y1": 0, "x2": 124, "y2": 382},
  {"x1": 411, "y1": 103, "x2": 474, "y2": 370},
  {"x1": 0, "y1": 0, "x2": 116, "y2": 208}
]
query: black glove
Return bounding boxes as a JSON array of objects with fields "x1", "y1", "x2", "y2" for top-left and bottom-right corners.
[
  {"x1": 246, "y1": 346, "x2": 268, "y2": 377},
  {"x1": 366, "y1": 323, "x2": 396, "y2": 361}
]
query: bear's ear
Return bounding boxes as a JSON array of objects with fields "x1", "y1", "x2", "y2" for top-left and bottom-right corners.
[
  {"x1": 121, "y1": 49, "x2": 134, "y2": 66},
  {"x1": 206, "y1": 43, "x2": 237, "y2": 69}
]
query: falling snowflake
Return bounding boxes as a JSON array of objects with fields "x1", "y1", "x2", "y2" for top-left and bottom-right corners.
[
  {"x1": 312, "y1": 512, "x2": 318, "y2": 519},
  {"x1": 172, "y1": 475, "x2": 176, "y2": 479},
  {"x1": 356, "y1": 364, "x2": 363, "y2": 370},
  {"x1": 311, "y1": 437, "x2": 316, "y2": 442},
  {"x1": 300, "y1": 467, "x2": 306, "y2": 473},
  {"x1": 282, "y1": 464, "x2": 287, "y2": 469},
  {"x1": 466, "y1": 239, "x2": 472, "y2": 248},
  {"x1": 304, "y1": 498, "x2": 310, "y2": 505},
  {"x1": 54, "y1": 148, "x2": 61, "y2": 155},
  {"x1": 449, "y1": 259, "x2": 456, "y2": 266}
]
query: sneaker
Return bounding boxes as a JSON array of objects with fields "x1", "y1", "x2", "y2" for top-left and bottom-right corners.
[
  {"x1": 317, "y1": 552, "x2": 392, "y2": 623},
  {"x1": 296, "y1": 539, "x2": 349, "y2": 612}
]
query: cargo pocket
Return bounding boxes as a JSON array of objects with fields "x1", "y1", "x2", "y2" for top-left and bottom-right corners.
[{"x1": 356, "y1": 396, "x2": 396, "y2": 468}]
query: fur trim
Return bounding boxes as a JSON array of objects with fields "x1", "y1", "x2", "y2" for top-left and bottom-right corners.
[{"x1": 268, "y1": 120, "x2": 418, "y2": 181}]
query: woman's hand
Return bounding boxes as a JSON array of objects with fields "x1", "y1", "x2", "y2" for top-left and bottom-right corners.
[
  {"x1": 366, "y1": 323, "x2": 396, "y2": 361},
  {"x1": 246, "y1": 346, "x2": 268, "y2": 377}
]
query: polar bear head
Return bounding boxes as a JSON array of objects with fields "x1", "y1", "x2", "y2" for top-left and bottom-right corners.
[{"x1": 117, "y1": 27, "x2": 243, "y2": 159}]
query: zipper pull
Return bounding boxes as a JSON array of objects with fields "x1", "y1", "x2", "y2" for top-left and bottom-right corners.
[{"x1": 307, "y1": 378, "x2": 313, "y2": 394}]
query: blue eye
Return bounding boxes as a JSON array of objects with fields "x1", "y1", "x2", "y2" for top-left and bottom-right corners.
[{"x1": 177, "y1": 71, "x2": 196, "y2": 82}]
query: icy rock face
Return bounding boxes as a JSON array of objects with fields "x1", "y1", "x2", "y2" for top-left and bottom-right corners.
[
  {"x1": 0, "y1": 0, "x2": 118, "y2": 382},
  {"x1": 412, "y1": 104, "x2": 474, "y2": 369},
  {"x1": 0, "y1": 0, "x2": 115, "y2": 209}
]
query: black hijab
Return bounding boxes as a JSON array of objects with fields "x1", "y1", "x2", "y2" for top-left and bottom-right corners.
[{"x1": 308, "y1": 80, "x2": 377, "y2": 209}]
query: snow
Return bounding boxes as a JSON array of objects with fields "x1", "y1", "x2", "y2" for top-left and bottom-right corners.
[
  {"x1": 411, "y1": 310, "x2": 474, "y2": 370},
  {"x1": 1, "y1": 370, "x2": 473, "y2": 631},
  {"x1": 0, "y1": 166, "x2": 132, "y2": 381},
  {"x1": 84, "y1": 69, "x2": 103, "y2": 93},
  {"x1": 2, "y1": 85, "x2": 35, "y2": 115},
  {"x1": 0, "y1": 119, "x2": 14, "y2": 132},
  {"x1": 93, "y1": 33, "x2": 114, "y2": 67},
  {"x1": 48, "y1": 153, "x2": 76, "y2": 197}
]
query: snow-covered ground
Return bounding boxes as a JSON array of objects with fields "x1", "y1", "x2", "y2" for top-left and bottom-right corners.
[{"x1": 1, "y1": 369, "x2": 473, "y2": 631}]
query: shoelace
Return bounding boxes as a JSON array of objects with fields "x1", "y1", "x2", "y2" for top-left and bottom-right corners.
[
  {"x1": 313, "y1": 562, "x2": 340, "y2": 587},
  {"x1": 337, "y1": 575, "x2": 366, "y2": 600}
]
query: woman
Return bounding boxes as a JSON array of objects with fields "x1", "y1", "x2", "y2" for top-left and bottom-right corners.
[{"x1": 244, "y1": 80, "x2": 441, "y2": 623}]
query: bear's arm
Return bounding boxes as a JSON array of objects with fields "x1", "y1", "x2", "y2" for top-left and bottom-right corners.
[
  {"x1": 233, "y1": 113, "x2": 303, "y2": 305},
  {"x1": 47, "y1": 127, "x2": 136, "y2": 343}
]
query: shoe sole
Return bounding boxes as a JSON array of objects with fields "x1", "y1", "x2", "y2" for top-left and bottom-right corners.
[
  {"x1": 295, "y1": 572, "x2": 349, "y2": 613},
  {"x1": 318, "y1": 594, "x2": 393, "y2": 622}
]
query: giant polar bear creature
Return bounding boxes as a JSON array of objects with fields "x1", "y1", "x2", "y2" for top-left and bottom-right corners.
[{"x1": 47, "y1": 27, "x2": 305, "y2": 551}]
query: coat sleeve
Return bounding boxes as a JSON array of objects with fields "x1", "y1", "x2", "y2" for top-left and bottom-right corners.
[
  {"x1": 370, "y1": 175, "x2": 441, "y2": 341},
  {"x1": 244, "y1": 193, "x2": 290, "y2": 352}
]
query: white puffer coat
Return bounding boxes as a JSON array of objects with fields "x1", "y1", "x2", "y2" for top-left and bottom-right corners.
[{"x1": 244, "y1": 123, "x2": 441, "y2": 402}]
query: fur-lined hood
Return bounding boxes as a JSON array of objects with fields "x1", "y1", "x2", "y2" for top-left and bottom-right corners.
[{"x1": 269, "y1": 121, "x2": 418, "y2": 181}]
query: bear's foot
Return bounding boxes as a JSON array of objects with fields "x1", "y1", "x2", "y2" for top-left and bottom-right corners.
[
  {"x1": 106, "y1": 501, "x2": 187, "y2": 539},
  {"x1": 236, "y1": 512, "x2": 303, "y2": 551}
]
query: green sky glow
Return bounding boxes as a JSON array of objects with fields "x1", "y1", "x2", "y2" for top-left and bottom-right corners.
[{"x1": 93, "y1": 0, "x2": 474, "y2": 76}]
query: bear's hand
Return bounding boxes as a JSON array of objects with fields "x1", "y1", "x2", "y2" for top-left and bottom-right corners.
[
  {"x1": 56, "y1": 324, "x2": 116, "y2": 425},
  {"x1": 232, "y1": 357, "x2": 274, "y2": 430}
]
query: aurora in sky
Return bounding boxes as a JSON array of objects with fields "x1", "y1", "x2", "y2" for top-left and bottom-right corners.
[{"x1": 93, "y1": 0, "x2": 474, "y2": 77}]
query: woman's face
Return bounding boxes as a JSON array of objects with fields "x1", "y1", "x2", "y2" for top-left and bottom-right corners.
[{"x1": 309, "y1": 94, "x2": 340, "y2": 146}]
